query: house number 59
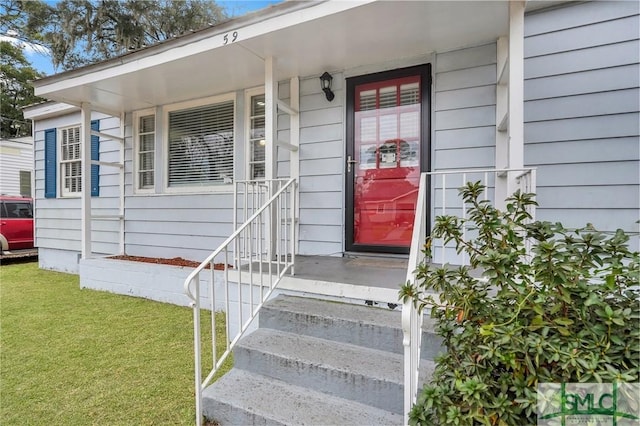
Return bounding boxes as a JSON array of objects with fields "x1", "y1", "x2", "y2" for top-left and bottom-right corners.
[{"x1": 223, "y1": 31, "x2": 238, "y2": 45}]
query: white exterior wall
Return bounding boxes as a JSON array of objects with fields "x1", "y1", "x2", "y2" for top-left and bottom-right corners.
[
  {"x1": 432, "y1": 42, "x2": 499, "y2": 207},
  {"x1": 33, "y1": 112, "x2": 121, "y2": 272},
  {"x1": 122, "y1": 76, "x2": 345, "y2": 261},
  {"x1": 0, "y1": 136, "x2": 33, "y2": 197},
  {"x1": 279, "y1": 74, "x2": 345, "y2": 256},
  {"x1": 122, "y1": 90, "x2": 248, "y2": 261},
  {"x1": 523, "y1": 1, "x2": 640, "y2": 243},
  {"x1": 433, "y1": 43, "x2": 497, "y2": 172},
  {"x1": 429, "y1": 43, "x2": 498, "y2": 263}
]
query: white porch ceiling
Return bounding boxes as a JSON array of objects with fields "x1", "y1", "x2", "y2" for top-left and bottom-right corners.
[{"x1": 34, "y1": 0, "x2": 508, "y2": 114}]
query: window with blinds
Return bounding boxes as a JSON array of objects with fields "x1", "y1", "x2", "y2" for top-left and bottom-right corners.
[
  {"x1": 249, "y1": 94, "x2": 266, "y2": 179},
  {"x1": 167, "y1": 100, "x2": 235, "y2": 187},
  {"x1": 137, "y1": 114, "x2": 155, "y2": 190},
  {"x1": 60, "y1": 126, "x2": 81, "y2": 195}
]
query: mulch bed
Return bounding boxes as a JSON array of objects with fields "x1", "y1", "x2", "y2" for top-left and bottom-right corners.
[{"x1": 108, "y1": 255, "x2": 232, "y2": 270}]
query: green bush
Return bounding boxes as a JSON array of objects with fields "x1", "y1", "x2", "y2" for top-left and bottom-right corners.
[{"x1": 400, "y1": 182, "x2": 640, "y2": 425}]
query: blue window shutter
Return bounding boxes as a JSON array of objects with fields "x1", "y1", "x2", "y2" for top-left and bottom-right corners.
[
  {"x1": 91, "y1": 120, "x2": 100, "y2": 196},
  {"x1": 44, "y1": 128, "x2": 57, "y2": 198}
]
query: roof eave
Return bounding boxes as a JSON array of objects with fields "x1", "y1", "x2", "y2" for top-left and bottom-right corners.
[
  {"x1": 32, "y1": 0, "x2": 320, "y2": 89},
  {"x1": 23, "y1": 101, "x2": 80, "y2": 120}
]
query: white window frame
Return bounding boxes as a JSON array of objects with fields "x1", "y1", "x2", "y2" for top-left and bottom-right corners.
[
  {"x1": 58, "y1": 124, "x2": 82, "y2": 197},
  {"x1": 133, "y1": 108, "x2": 156, "y2": 194},
  {"x1": 163, "y1": 93, "x2": 236, "y2": 193},
  {"x1": 245, "y1": 87, "x2": 266, "y2": 181}
]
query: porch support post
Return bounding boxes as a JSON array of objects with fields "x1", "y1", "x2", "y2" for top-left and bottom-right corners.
[
  {"x1": 265, "y1": 56, "x2": 278, "y2": 259},
  {"x1": 495, "y1": 36, "x2": 509, "y2": 209},
  {"x1": 508, "y1": 1, "x2": 525, "y2": 193},
  {"x1": 119, "y1": 112, "x2": 125, "y2": 255},
  {"x1": 289, "y1": 76, "x2": 300, "y2": 254},
  {"x1": 264, "y1": 56, "x2": 277, "y2": 182},
  {"x1": 496, "y1": 1, "x2": 526, "y2": 208},
  {"x1": 80, "y1": 102, "x2": 92, "y2": 259}
]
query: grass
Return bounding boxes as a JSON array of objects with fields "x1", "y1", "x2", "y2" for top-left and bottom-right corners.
[{"x1": 0, "y1": 261, "x2": 231, "y2": 425}]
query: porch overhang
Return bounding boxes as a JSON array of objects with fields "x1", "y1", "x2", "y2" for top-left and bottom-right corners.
[{"x1": 33, "y1": 0, "x2": 509, "y2": 114}]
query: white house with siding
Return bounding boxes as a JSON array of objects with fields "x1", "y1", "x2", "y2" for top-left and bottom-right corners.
[
  {"x1": 0, "y1": 136, "x2": 33, "y2": 197},
  {"x1": 23, "y1": 0, "x2": 640, "y2": 273},
  {"x1": 23, "y1": 1, "x2": 639, "y2": 424}
]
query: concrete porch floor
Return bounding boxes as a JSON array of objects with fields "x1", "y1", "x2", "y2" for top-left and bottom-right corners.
[
  {"x1": 238, "y1": 254, "x2": 410, "y2": 305},
  {"x1": 292, "y1": 255, "x2": 408, "y2": 289}
]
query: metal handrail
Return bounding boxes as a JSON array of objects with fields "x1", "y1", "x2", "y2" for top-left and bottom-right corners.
[
  {"x1": 185, "y1": 178, "x2": 297, "y2": 426},
  {"x1": 401, "y1": 168, "x2": 536, "y2": 425},
  {"x1": 402, "y1": 172, "x2": 428, "y2": 425}
]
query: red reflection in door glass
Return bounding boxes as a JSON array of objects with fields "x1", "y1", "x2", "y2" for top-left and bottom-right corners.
[{"x1": 353, "y1": 76, "x2": 421, "y2": 247}]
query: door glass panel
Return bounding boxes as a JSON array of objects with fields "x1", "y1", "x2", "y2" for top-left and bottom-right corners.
[
  {"x1": 359, "y1": 89, "x2": 377, "y2": 111},
  {"x1": 359, "y1": 116, "x2": 377, "y2": 142},
  {"x1": 400, "y1": 111, "x2": 419, "y2": 139},
  {"x1": 353, "y1": 75, "x2": 421, "y2": 248},
  {"x1": 379, "y1": 86, "x2": 397, "y2": 109},
  {"x1": 400, "y1": 83, "x2": 420, "y2": 105},
  {"x1": 379, "y1": 114, "x2": 397, "y2": 141}
]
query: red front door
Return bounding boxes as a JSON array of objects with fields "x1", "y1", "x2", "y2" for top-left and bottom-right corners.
[{"x1": 346, "y1": 65, "x2": 431, "y2": 253}]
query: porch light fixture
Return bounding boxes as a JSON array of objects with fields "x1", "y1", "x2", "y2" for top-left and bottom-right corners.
[{"x1": 319, "y1": 72, "x2": 335, "y2": 102}]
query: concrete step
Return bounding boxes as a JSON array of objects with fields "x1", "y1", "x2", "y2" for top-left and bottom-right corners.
[
  {"x1": 235, "y1": 328, "x2": 435, "y2": 414},
  {"x1": 203, "y1": 295, "x2": 441, "y2": 424},
  {"x1": 203, "y1": 369, "x2": 403, "y2": 426},
  {"x1": 259, "y1": 295, "x2": 443, "y2": 360}
]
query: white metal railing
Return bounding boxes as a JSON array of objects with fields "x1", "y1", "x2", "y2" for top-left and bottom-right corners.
[
  {"x1": 402, "y1": 168, "x2": 535, "y2": 425},
  {"x1": 402, "y1": 172, "x2": 429, "y2": 425},
  {"x1": 430, "y1": 168, "x2": 536, "y2": 265},
  {"x1": 184, "y1": 178, "x2": 297, "y2": 426},
  {"x1": 234, "y1": 179, "x2": 294, "y2": 261}
]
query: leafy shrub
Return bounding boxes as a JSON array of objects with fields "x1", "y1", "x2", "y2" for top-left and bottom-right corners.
[{"x1": 401, "y1": 182, "x2": 640, "y2": 425}]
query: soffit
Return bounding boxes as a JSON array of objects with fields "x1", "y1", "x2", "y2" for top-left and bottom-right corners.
[{"x1": 34, "y1": 1, "x2": 509, "y2": 114}]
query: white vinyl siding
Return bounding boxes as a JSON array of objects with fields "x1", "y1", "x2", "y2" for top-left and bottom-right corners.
[
  {"x1": 279, "y1": 74, "x2": 345, "y2": 256},
  {"x1": 430, "y1": 44, "x2": 497, "y2": 264},
  {"x1": 165, "y1": 95, "x2": 235, "y2": 189},
  {"x1": 135, "y1": 112, "x2": 155, "y2": 192},
  {"x1": 433, "y1": 43, "x2": 497, "y2": 171},
  {"x1": 33, "y1": 113, "x2": 121, "y2": 270},
  {"x1": 0, "y1": 137, "x2": 33, "y2": 197},
  {"x1": 121, "y1": 92, "x2": 244, "y2": 261},
  {"x1": 59, "y1": 126, "x2": 81, "y2": 196},
  {"x1": 523, "y1": 1, "x2": 640, "y2": 241}
]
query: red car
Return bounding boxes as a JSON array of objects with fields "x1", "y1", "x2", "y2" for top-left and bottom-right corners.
[{"x1": 0, "y1": 196, "x2": 34, "y2": 252}]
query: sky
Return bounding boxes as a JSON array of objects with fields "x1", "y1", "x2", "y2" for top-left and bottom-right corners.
[
  {"x1": 11, "y1": 0, "x2": 282, "y2": 76},
  {"x1": 221, "y1": 0, "x2": 282, "y2": 17}
]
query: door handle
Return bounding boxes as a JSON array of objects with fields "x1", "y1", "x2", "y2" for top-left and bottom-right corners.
[{"x1": 347, "y1": 155, "x2": 357, "y2": 173}]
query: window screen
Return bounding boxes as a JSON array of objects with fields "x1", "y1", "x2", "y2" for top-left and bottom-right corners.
[
  {"x1": 168, "y1": 101, "x2": 234, "y2": 187},
  {"x1": 19, "y1": 170, "x2": 31, "y2": 197},
  {"x1": 137, "y1": 114, "x2": 155, "y2": 190},
  {"x1": 60, "y1": 126, "x2": 81, "y2": 194},
  {"x1": 249, "y1": 95, "x2": 265, "y2": 179}
]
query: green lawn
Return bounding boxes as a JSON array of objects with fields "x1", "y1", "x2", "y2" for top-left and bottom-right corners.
[{"x1": 0, "y1": 261, "x2": 230, "y2": 425}]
